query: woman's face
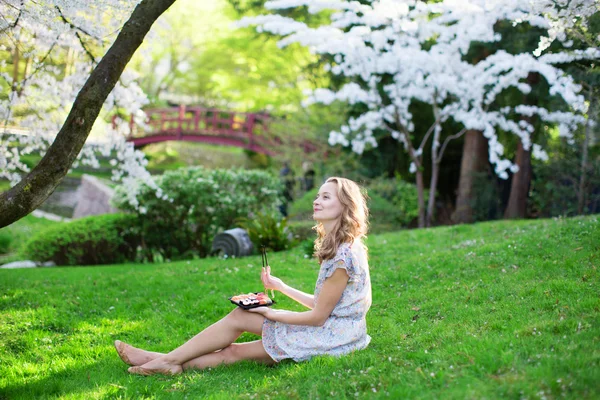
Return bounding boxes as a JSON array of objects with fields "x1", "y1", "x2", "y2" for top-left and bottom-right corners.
[{"x1": 313, "y1": 182, "x2": 343, "y2": 223}]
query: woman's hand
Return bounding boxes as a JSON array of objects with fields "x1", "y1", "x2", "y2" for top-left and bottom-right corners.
[
  {"x1": 245, "y1": 306, "x2": 271, "y2": 317},
  {"x1": 261, "y1": 266, "x2": 284, "y2": 292}
]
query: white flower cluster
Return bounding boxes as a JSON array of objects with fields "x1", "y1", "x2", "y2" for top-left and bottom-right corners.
[
  {"x1": 240, "y1": 0, "x2": 598, "y2": 178},
  {"x1": 529, "y1": 0, "x2": 599, "y2": 55},
  {"x1": 1, "y1": 0, "x2": 161, "y2": 209}
]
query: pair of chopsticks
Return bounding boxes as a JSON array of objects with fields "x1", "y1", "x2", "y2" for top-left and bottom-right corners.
[{"x1": 261, "y1": 246, "x2": 274, "y2": 299}]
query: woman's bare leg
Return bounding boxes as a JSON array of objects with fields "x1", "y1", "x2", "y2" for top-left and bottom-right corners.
[
  {"x1": 117, "y1": 340, "x2": 274, "y2": 369},
  {"x1": 182, "y1": 340, "x2": 275, "y2": 370},
  {"x1": 114, "y1": 340, "x2": 163, "y2": 366},
  {"x1": 127, "y1": 308, "x2": 267, "y2": 375}
]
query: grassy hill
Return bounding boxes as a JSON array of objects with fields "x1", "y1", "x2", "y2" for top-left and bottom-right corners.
[{"x1": 0, "y1": 216, "x2": 598, "y2": 399}]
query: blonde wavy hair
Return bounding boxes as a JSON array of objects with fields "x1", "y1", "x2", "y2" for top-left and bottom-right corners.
[{"x1": 314, "y1": 177, "x2": 369, "y2": 263}]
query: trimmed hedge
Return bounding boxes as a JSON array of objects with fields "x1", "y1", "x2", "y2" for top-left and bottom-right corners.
[{"x1": 23, "y1": 213, "x2": 140, "y2": 266}]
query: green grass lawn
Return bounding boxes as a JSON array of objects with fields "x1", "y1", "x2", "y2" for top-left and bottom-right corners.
[{"x1": 1, "y1": 216, "x2": 598, "y2": 399}]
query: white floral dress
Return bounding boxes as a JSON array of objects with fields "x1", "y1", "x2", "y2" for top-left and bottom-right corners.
[{"x1": 262, "y1": 242, "x2": 372, "y2": 362}]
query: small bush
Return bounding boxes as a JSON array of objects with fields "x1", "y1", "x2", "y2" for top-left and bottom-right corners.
[
  {"x1": 237, "y1": 211, "x2": 292, "y2": 252},
  {"x1": 22, "y1": 214, "x2": 141, "y2": 266},
  {"x1": 113, "y1": 167, "x2": 283, "y2": 260},
  {"x1": 300, "y1": 239, "x2": 315, "y2": 258}
]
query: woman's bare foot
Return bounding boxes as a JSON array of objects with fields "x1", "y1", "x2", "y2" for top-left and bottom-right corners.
[
  {"x1": 127, "y1": 357, "x2": 183, "y2": 376},
  {"x1": 114, "y1": 340, "x2": 163, "y2": 366}
]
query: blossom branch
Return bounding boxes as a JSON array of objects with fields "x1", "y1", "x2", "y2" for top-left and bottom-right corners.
[
  {"x1": 0, "y1": 0, "x2": 23, "y2": 34},
  {"x1": 418, "y1": 116, "x2": 441, "y2": 153},
  {"x1": 436, "y1": 127, "x2": 467, "y2": 164},
  {"x1": 55, "y1": 6, "x2": 100, "y2": 63}
]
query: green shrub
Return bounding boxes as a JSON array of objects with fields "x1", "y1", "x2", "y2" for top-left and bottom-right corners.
[
  {"x1": 22, "y1": 214, "x2": 140, "y2": 266},
  {"x1": 299, "y1": 239, "x2": 315, "y2": 258},
  {"x1": 529, "y1": 153, "x2": 600, "y2": 218},
  {"x1": 237, "y1": 211, "x2": 292, "y2": 252},
  {"x1": 113, "y1": 167, "x2": 283, "y2": 260},
  {"x1": 367, "y1": 176, "x2": 426, "y2": 227}
]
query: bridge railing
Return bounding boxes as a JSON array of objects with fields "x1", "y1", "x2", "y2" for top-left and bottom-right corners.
[
  {"x1": 124, "y1": 106, "x2": 273, "y2": 145},
  {"x1": 118, "y1": 105, "x2": 321, "y2": 156}
]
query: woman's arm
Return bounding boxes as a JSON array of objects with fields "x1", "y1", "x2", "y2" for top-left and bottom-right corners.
[
  {"x1": 278, "y1": 282, "x2": 315, "y2": 309},
  {"x1": 261, "y1": 266, "x2": 315, "y2": 309},
  {"x1": 250, "y1": 268, "x2": 348, "y2": 326}
]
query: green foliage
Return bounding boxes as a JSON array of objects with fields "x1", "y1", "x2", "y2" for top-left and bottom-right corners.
[
  {"x1": 0, "y1": 231, "x2": 11, "y2": 254},
  {"x1": 367, "y1": 176, "x2": 426, "y2": 227},
  {"x1": 268, "y1": 103, "x2": 349, "y2": 177},
  {"x1": 1, "y1": 216, "x2": 598, "y2": 398},
  {"x1": 22, "y1": 214, "x2": 140, "y2": 266},
  {"x1": 132, "y1": 0, "x2": 330, "y2": 112},
  {"x1": 299, "y1": 238, "x2": 315, "y2": 258},
  {"x1": 113, "y1": 167, "x2": 283, "y2": 260},
  {"x1": 237, "y1": 211, "x2": 293, "y2": 252},
  {"x1": 288, "y1": 220, "x2": 316, "y2": 242},
  {"x1": 529, "y1": 143, "x2": 600, "y2": 218},
  {"x1": 470, "y1": 171, "x2": 504, "y2": 222}
]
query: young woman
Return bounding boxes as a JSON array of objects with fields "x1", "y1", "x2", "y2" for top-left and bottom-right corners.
[{"x1": 115, "y1": 177, "x2": 372, "y2": 375}]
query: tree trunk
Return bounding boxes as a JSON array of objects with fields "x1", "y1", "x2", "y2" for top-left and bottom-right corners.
[
  {"x1": 504, "y1": 140, "x2": 532, "y2": 219},
  {"x1": 0, "y1": 0, "x2": 177, "y2": 228},
  {"x1": 454, "y1": 130, "x2": 489, "y2": 223},
  {"x1": 416, "y1": 169, "x2": 425, "y2": 228},
  {"x1": 505, "y1": 72, "x2": 538, "y2": 220},
  {"x1": 426, "y1": 161, "x2": 439, "y2": 227},
  {"x1": 578, "y1": 91, "x2": 594, "y2": 214}
]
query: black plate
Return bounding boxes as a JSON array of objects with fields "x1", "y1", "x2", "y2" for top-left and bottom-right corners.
[{"x1": 229, "y1": 292, "x2": 275, "y2": 310}]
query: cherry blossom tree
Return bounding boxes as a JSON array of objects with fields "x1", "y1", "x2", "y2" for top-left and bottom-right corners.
[
  {"x1": 239, "y1": 0, "x2": 599, "y2": 227},
  {"x1": 0, "y1": 0, "x2": 177, "y2": 228}
]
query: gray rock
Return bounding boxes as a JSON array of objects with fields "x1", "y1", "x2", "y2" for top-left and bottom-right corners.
[
  {"x1": 1, "y1": 260, "x2": 37, "y2": 269},
  {"x1": 72, "y1": 174, "x2": 118, "y2": 218},
  {"x1": 41, "y1": 261, "x2": 56, "y2": 267},
  {"x1": 32, "y1": 210, "x2": 71, "y2": 222}
]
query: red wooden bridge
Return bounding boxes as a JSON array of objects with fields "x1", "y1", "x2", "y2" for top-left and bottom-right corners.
[{"x1": 119, "y1": 106, "x2": 318, "y2": 156}]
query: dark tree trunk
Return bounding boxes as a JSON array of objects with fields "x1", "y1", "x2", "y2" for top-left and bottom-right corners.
[
  {"x1": 426, "y1": 162, "x2": 439, "y2": 227},
  {"x1": 416, "y1": 169, "x2": 425, "y2": 228},
  {"x1": 504, "y1": 72, "x2": 538, "y2": 220},
  {"x1": 504, "y1": 140, "x2": 532, "y2": 219},
  {"x1": 0, "y1": 0, "x2": 177, "y2": 228},
  {"x1": 454, "y1": 130, "x2": 489, "y2": 223}
]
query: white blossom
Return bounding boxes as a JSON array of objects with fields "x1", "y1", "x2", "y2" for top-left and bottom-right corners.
[
  {"x1": 1, "y1": 0, "x2": 160, "y2": 209},
  {"x1": 240, "y1": 0, "x2": 595, "y2": 179},
  {"x1": 532, "y1": 144, "x2": 549, "y2": 162}
]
